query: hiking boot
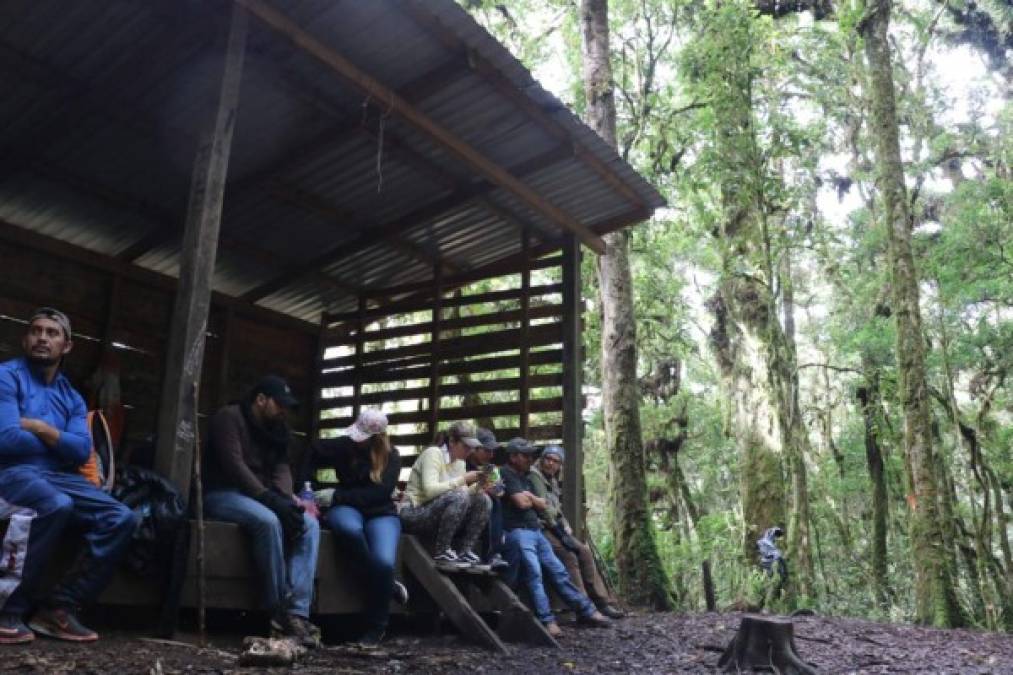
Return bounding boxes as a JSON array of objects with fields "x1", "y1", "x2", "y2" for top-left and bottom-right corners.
[
  {"x1": 433, "y1": 549, "x2": 470, "y2": 570},
  {"x1": 577, "y1": 610, "x2": 612, "y2": 628},
  {"x1": 545, "y1": 621, "x2": 562, "y2": 638},
  {"x1": 28, "y1": 607, "x2": 98, "y2": 642},
  {"x1": 392, "y1": 580, "x2": 409, "y2": 607},
  {"x1": 0, "y1": 613, "x2": 34, "y2": 644},
  {"x1": 270, "y1": 612, "x2": 320, "y2": 648},
  {"x1": 357, "y1": 628, "x2": 385, "y2": 649},
  {"x1": 597, "y1": 604, "x2": 626, "y2": 619}
]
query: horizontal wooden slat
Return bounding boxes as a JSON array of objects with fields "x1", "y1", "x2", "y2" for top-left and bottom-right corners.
[
  {"x1": 388, "y1": 424, "x2": 562, "y2": 449},
  {"x1": 320, "y1": 348, "x2": 563, "y2": 387},
  {"x1": 324, "y1": 322, "x2": 562, "y2": 369},
  {"x1": 319, "y1": 372, "x2": 563, "y2": 410},
  {"x1": 319, "y1": 397, "x2": 563, "y2": 429},
  {"x1": 325, "y1": 304, "x2": 563, "y2": 346}
]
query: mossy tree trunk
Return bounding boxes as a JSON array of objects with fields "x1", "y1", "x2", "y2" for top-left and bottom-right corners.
[
  {"x1": 580, "y1": 0, "x2": 673, "y2": 610},
  {"x1": 859, "y1": 0, "x2": 963, "y2": 627},
  {"x1": 856, "y1": 362, "x2": 891, "y2": 609}
]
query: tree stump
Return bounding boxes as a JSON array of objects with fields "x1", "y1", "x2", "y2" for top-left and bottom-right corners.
[{"x1": 717, "y1": 615, "x2": 818, "y2": 674}]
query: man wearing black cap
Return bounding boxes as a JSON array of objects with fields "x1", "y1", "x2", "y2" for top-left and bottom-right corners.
[
  {"x1": 499, "y1": 437, "x2": 609, "y2": 638},
  {"x1": 0, "y1": 308, "x2": 138, "y2": 644},
  {"x1": 203, "y1": 375, "x2": 320, "y2": 647}
]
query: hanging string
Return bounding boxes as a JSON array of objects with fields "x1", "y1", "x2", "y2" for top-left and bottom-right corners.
[{"x1": 376, "y1": 94, "x2": 394, "y2": 194}]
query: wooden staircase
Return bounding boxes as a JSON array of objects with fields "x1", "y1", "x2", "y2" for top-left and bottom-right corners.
[{"x1": 400, "y1": 535, "x2": 558, "y2": 653}]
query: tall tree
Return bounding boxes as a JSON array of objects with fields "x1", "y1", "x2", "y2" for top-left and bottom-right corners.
[
  {"x1": 580, "y1": 0, "x2": 673, "y2": 610},
  {"x1": 858, "y1": 0, "x2": 963, "y2": 627}
]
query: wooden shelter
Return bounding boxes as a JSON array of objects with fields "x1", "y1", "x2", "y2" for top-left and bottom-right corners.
[{"x1": 0, "y1": 0, "x2": 664, "y2": 640}]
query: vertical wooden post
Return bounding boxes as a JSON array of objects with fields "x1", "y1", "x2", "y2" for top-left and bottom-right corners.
[
  {"x1": 561, "y1": 235, "x2": 584, "y2": 538},
  {"x1": 519, "y1": 232, "x2": 531, "y2": 438},
  {"x1": 215, "y1": 307, "x2": 234, "y2": 408},
  {"x1": 154, "y1": 5, "x2": 247, "y2": 502},
  {"x1": 351, "y1": 296, "x2": 367, "y2": 421},
  {"x1": 309, "y1": 312, "x2": 329, "y2": 441},
  {"x1": 428, "y1": 264, "x2": 444, "y2": 437}
]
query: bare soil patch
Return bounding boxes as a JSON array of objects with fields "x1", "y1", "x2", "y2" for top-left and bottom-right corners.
[{"x1": 2, "y1": 611, "x2": 1010, "y2": 673}]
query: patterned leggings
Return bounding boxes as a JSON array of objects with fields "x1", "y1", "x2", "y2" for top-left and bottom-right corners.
[{"x1": 400, "y1": 488, "x2": 491, "y2": 555}]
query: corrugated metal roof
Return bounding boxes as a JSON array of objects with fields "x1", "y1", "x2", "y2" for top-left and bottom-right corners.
[{"x1": 0, "y1": 0, "x2": 665, "y2": 324}]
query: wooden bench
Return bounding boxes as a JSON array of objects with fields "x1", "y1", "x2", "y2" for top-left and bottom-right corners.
[{"x1": 97, "y1": 522, "x2": 555, "y2": 652}]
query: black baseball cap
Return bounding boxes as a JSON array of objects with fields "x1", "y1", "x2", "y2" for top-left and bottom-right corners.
[
  {"x1": 504, "y1": 437, "x2": 538, "y2": 455},
  {"x1": 252, "y1": 375, "x2": 299, "y2": 409}
]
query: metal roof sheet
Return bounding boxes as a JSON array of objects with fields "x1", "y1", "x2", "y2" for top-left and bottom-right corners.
[{"x1": 0, "y1": 0, "x2": 665, "y2": 324}]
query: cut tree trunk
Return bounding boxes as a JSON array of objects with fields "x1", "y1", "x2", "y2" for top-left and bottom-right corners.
[{"x1": 717, "y1": 615, "x2": 817, "y2": 674}]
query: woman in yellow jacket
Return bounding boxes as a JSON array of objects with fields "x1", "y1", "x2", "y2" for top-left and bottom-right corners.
[{"x1": 400, "y1": 421, "x2": 491, "y2": 569}]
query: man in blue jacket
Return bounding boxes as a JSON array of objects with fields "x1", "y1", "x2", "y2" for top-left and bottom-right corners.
[{"x1": 0, "y1": 308, "x2": 137, "y2": 644}]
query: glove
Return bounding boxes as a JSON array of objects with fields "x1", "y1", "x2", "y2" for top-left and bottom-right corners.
[{"x1": 256, "y1": 490, "x2": 306, "y2": 547}]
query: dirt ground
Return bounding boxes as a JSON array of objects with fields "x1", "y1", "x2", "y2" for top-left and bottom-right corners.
[{"x1": 2, "y1": 611, "x2": 1011, "y2": 674}]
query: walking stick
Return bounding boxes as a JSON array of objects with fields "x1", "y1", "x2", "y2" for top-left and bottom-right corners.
[{"x1": 191, "y1": 382, "x2": 207, "y2": 647}]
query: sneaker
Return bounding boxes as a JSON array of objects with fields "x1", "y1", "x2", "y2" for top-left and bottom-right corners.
[
  {"x1": 433, "y1": 549, "x2": 470, "y2": 570},
  {"x1": 0, "y1": 613, "x2": 34, "y2": 644},
  {"x1": 458, "y1": 550, "x2": 491, "y2": 571},
  {"x1": 545, "y1": 621, "x2": 562, "y2": 638},
  {"x1": 28, "y1": 607, "x2": 97, "y2": 642},
  {"x1": 488, "y1": 553, "x2": 510, "y2": 571},
  {"x1": 392, "y1": 580, "x2": 409, "y2": 606},
  {"x1": 357, "y1": 628, "x2": 384, "y2": 649},
  {"x1": 270, "y1": 612, "x2": 320, "y2": 648}
]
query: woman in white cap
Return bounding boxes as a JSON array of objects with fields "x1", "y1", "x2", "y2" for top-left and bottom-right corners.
[
  {"x1": 400, "y1": 420, "x2": 490, "y2": 569},
  {"x1": 307, "y1": 408, "x2": 404, "y2": 648}
]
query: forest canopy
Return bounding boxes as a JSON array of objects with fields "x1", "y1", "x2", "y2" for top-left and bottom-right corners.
[{"x1": 462, "y1": 0, "x2": 1012, "y2": 630}]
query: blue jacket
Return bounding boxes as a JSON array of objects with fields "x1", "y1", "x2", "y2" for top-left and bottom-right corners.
[{"x1": 0, "y1": 356, "x2": 91, "y2": 470}]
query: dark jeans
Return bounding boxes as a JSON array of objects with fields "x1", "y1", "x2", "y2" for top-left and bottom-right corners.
[
  {"x1": 483, "y1": 496, "x2": 504, "y2": 560},
  {"x1": 0, "y1": 465, "x2": 138, "y2": 616},
  {"x1": 204, "y1": 489, "x2": 319, "y2": 618},
  {"x1": 503, "y1": 527, "x2": 596, "y2": 624},
  {"x1": 325, "y1": 506, "x2": 401, "y2": 633}
]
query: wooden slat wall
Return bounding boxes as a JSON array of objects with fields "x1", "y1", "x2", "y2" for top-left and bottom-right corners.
[
  {"x1": 0, "y1": 241, "x2": 317, "y2": 447},
  {"x1": 318, "y1": 249, "x2": 566, "y2": 452}
]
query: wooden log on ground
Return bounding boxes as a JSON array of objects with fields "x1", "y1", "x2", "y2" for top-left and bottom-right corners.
[{"x1": 717, "y1": 615, "x2": 818, "y2": 674}]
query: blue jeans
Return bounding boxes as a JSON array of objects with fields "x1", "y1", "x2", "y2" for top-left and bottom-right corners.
[
  {"x1": 503, "y1": 527, "x2": 596, "y2": 624},
  {"x1": 485, "y1": 497, "x2": 504, "y2": 559},
  {"x1": 325, "y1": 506, "x2": 401, "y2": 632},
  {"x1": 0, "y1": 465, "x2": 138, "y2": 616},
  {"x1": 204, "y1": 490, "x2": 319, "y2": 618}
]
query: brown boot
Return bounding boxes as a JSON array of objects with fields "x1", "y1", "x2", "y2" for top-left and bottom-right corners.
[
  {"x1": 577, "y1": 610, "x2": 611, "y2": 628},
  {"x1": 545, "y1": 622, "x2": 562, "y2": 638}
]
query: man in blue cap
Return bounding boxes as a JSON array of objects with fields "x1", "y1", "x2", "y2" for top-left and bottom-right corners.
[
  {"x1": 0, "y1": 308, "x2": 138, "y2": 644},
  {"x1": 203, "y1": 375, "x2": 320, "y2": 647}
]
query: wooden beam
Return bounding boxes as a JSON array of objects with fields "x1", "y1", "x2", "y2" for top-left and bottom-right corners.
[
  {"x1": 240, "y1": 145, "x2": 573, "y2": 303},
  {"x1": 560, "y1": 235, "x2": 584, "y2": 538},
  {"x1": 519, "y1": 233, "x2": 532, "y2": 437},
  {"x1": 320, "y1": 373, "x2": 563, "y2": 410},
  {"x1": 399, "y1": 1, "x2": 650, "y2": 215},
  {"x1": 427, "y1": 265, "x2": 443, "y2": 435},
  {"x1": 0, "y1": 219, "x2": 316, "y2": 336},
  {"x1": 235, "y1": 0, "x2": 606, "y2": 253},
  {"x1": 155, "y1": 5, "x2": 247, "y2": 501}
]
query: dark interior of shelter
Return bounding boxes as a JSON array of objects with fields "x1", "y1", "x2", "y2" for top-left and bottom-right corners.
[{"x1": 0, "y1": 0, "x2": 663, "y2": 647}]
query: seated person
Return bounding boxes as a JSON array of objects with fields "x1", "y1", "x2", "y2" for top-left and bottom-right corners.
[
  {"x1": 530, "y1": 445, "x2": 623, "y2": 618},
  {"x1": 306, "y1": 408, "x2": 405, "y2": 648},
  {"x1": 0, "y1": 308, "x2": 138, "y2": 644},
  {"x1": 464, "y1": 427, "x2": 509, "y2": 570},
  {"x1": 400, "y1": 421, "x2": 490, "y2": 568},
  {"x1": 202, "y1": 376, "x2": 320, "y2": 647},
  {"x1": 499, "y1": 437, "x2": 609, "y2": 638}
]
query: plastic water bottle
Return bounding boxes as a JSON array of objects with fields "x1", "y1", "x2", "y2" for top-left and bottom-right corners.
[{"x1": 299, "y1": 481, "x2": 320, "y2": 519}]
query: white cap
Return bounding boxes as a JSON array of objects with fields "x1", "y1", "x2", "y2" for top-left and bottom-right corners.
[{"x1": 345, "y1": 408, "x2": 389, "y2": 442}]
